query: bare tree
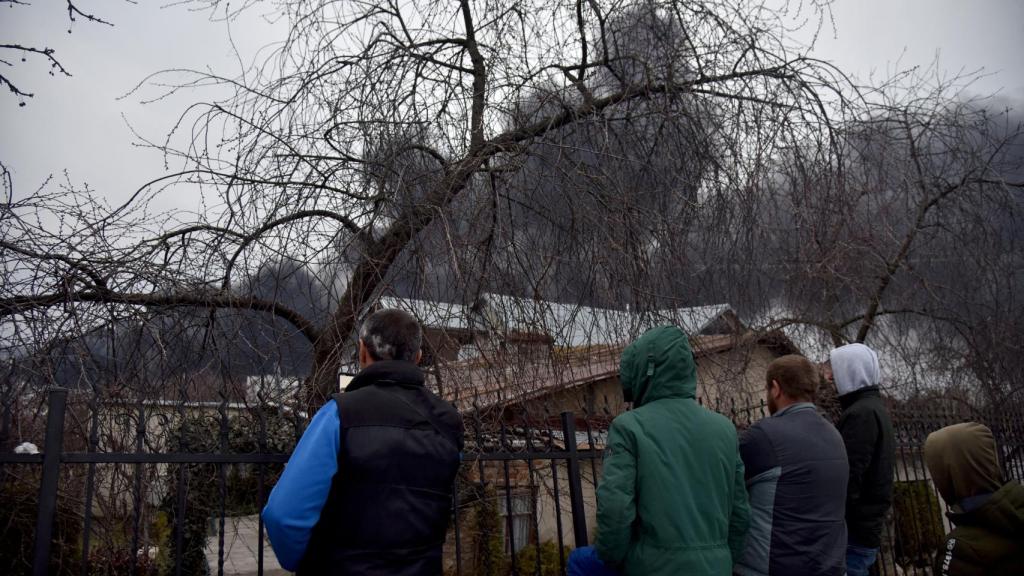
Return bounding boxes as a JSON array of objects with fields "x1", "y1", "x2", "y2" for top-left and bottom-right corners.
[
  {"x1": 2, "y1": 0, "x2": 847, "y2": 410},
  {"x1": 6, "y1": 8, "x2": 1024, "y2": 568},
  {"x1": 0, "y1": 1, "x2": 130, "y2": 105},
  {"x1": 758, "y1": 71, "x2": 1024, "y2": 405}
]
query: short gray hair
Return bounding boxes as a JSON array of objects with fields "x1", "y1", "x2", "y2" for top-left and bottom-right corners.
[{"x1": 359, "y1": 308, "x2": 423, "y2": 362}]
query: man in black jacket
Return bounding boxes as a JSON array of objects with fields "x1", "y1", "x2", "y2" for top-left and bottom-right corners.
[
  {"x1": 827, "y1": 343, "x2": 895, "y2": 576},
  {"x1": 263, "y1": 309, "x2": 464, "y2": 575}
]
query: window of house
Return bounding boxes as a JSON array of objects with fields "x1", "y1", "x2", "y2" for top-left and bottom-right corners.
[{"x1": 498, "y1": 490, "x2": 534, "y2": 553}]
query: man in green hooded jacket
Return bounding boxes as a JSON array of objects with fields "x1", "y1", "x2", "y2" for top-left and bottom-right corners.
[
  {"x1": 568, "y1": 326, "x2": 750, "y2": 576},
  {"x1": 924, "y1": 422, "x2": 1024, "y2": 575}
]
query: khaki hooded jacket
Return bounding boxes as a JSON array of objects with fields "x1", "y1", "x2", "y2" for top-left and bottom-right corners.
[{"x1": 924, "y1": 422, "x2": 1024, "y2": 576}]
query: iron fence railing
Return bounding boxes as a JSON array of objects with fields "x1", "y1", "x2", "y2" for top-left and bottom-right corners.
[
  {"x1": 3, "y1": 388, "x2": 1022, "y2": 576},
  {"x1": 0, "y1": 388, "x2": 603, "y2": 576}
]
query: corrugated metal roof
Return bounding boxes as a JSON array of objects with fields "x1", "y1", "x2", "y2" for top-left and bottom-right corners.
[
  {"x1": 376, "y1": 293, "x2": 732, "y2": 346},
  {"x1": 377, "y1": 296, "x2": 476, "y2": 330}
]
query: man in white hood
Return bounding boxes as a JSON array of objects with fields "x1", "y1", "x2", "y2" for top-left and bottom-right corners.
[{"x1": 826, "y1": 343, "x2": 895, "y2": 576}]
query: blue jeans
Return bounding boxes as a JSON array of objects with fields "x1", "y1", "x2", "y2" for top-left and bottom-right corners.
[
  {"x1": 846, "y1": 544, "x2": 879, "y2": 576},
  {"x1": 568, "y1": 546, "x2": 620, "y2": 576}
]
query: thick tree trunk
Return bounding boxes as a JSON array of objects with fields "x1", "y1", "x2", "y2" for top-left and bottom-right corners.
[{"x1": 302, "y1": 153, "x2": 489, "y2": 413}]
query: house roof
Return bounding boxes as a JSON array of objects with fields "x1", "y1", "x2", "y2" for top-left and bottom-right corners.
[
  {"x1": 377, "y1": 293, "x2": 734, "y2": 347},
  {"x1": 482, "y1": 293, "x2": 732, "y2": 347},
  {"x1": 377, "y1": 296, "x2": 478, "y2": 331},
  {"x1": 438, "y1": 330, "x2": 797, "y2": 414},
  {"x1": 440, "y1": 343, "x2": 622, "y2": 413}
]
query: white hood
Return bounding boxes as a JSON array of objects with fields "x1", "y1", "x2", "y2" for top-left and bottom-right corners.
[{"x1": 830, "y1": 343, "x2": 881, "y2": 396}]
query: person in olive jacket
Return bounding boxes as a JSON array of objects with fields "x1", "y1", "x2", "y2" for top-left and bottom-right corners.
[
  {"x1": 568, "y1": 325, "x2": 750, "y2": 576},
  {"x1": 827, "y1": 343, "x2": 895, "y2": 576},
  {"x1": 924, "y1": 422, "x2": 1024, "y2": 575}
]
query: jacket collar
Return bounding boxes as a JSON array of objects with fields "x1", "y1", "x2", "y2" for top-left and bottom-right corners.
[
  {"x1": 947, "y1": 480, "x2": 1022, "y2": 529},
  {"x1": 839, "y1": 386, "x2": 881, "y2": 410},
  {"x1": 346, "y1": 360, "x2": 425, "y2": 393},
  {"x1": 772, "y1": 402, "x2": 816, "y2": 418},
  {"x1": 959, "y1": 492, "x2": 994, "y2": 513}
]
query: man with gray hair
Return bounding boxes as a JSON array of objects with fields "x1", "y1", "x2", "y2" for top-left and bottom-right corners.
[{"x1": 263, "y1": 309, "x2": 464, "y2": 575}]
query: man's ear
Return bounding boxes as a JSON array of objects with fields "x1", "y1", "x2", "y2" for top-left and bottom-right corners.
[
  {"x1": 414, "y1": 349, "x2": 423, "y2": 366},
  {"x1": 358, "y1": 339, "x2": 371, "y2": 367},
  {"x1": 770, "y1": 379, "x2": 782, "y2": 398}
]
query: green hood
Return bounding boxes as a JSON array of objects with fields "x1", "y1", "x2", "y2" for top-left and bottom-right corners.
[{"x1": 619, "y1": 325, "x2": 697, "y2": 407}]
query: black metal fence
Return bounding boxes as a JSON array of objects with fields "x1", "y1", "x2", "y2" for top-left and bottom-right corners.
[
  {"x1": 0, "y1": 388, "x2": 604, "y2": 576},
  {"x1": 3, "y1": 388, "x2": 1023, "y2": 576}
]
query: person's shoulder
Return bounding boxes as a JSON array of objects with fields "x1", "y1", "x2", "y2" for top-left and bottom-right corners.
[
  {"x1": 806, "y1": 407, "x2": 844, "y2": 432},
  {"x1": 852, "y1": 395, "x2": 894, "y2": 432},
  {"x1": 747, "y1": 415, "x2": 769, "y2": 430},
  {"x1": 1002, "y1": 479, "x2": 1024, "y2": 503},
  {"x1": 976, "y1": 482, "x2": 1024, "y2": 538},
  {"x1": 609, "y1": 410, "x2": 649, "y2": 440},
  {"x1": 809, "y1": 412, "x2": 849, "y2": 458},
  {"x1": 420, "y1": 385, "x2": 457, "y2": 408},
  {"x1": 437, "y1": 399, "x2": 464, "y2": 431},
  {"x1": 408, "y1": 385, "x2": 463, "y2": 433},
  {"x1": 335, "y1": 384, "x2": 375, "y2": 403},
  {"x1": 698, "y1": 407, "x2": 739, "y2": 438},
  {"x1": 740, "y1": 419, "x2": 772, "y2": 449},
  {"x1": 610, "y1": 409, "x2": 639, "y2": 428},
  {"x1": 429, "y1": 391, "x2": 462, "y2": 422},
  {"x1": 845, "y1": 389, "x2": 889, "y2": 409},
  {"x1": 315, "y1": 396, "x2": 341, "y2": 417},
  {"x1": 860, "y1": 393, "x2": 890, "y2": 414},
  {"x1": 820, "y1": 417, "x2": 847, "y2": 449},
  {"x1": 840, "y1": 395, "x2": 877, "y2": 420}
]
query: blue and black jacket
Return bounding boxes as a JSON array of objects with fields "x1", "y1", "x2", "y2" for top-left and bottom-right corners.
[
  {"x1": 735, "y1": 402, "x2": 849, "y2": 576},
  {"x1": 262, "y1": 361, "x2": 463, "y2": 575}
]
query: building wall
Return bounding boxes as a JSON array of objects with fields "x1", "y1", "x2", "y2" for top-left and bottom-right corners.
[
  {"x1": 695, "y1": 344, "x2": 778, "y2": 415},
  {"x1": 502, "y1": 343, "x2": 780, "y2": 425}
]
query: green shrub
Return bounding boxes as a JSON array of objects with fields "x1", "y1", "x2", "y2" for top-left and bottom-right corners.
[
  {"x1": 160, "y1": 415, "x2": 219, "y2": 576},
  {"x1": 0, "y1": 469, "x2": 82, "y2": 576},
  {"x1": 510, "y1": 541, "x2": 570, "y2": 576},
  {"x1": 158, "y1": 408, "x2": 293, "y2": 575},
  {"x1": 473, "y1": 486, "x2": 508, "y2": 576},
  {"x1": 892, "y1": 480, "x2": 945, "y2": 566}
]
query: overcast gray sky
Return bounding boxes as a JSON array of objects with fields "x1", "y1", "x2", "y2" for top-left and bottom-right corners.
[
  {"x1": 1, "y1": 0, "x2": 1022, "y2": 214},
  {"x1": 803, "y1": 0, "x2": 1024, "y2": 98},
  {"x1": 0, "y1": 1, "x2": 284, "y2": 214}
]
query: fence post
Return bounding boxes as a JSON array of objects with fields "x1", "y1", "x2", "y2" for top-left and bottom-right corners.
[
  {"x1": 32, "y1": 387, "x2": 67, "y2": 576},
  {"x1": 560, "y1": 411, "x2": 589, "y2": 548}
]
